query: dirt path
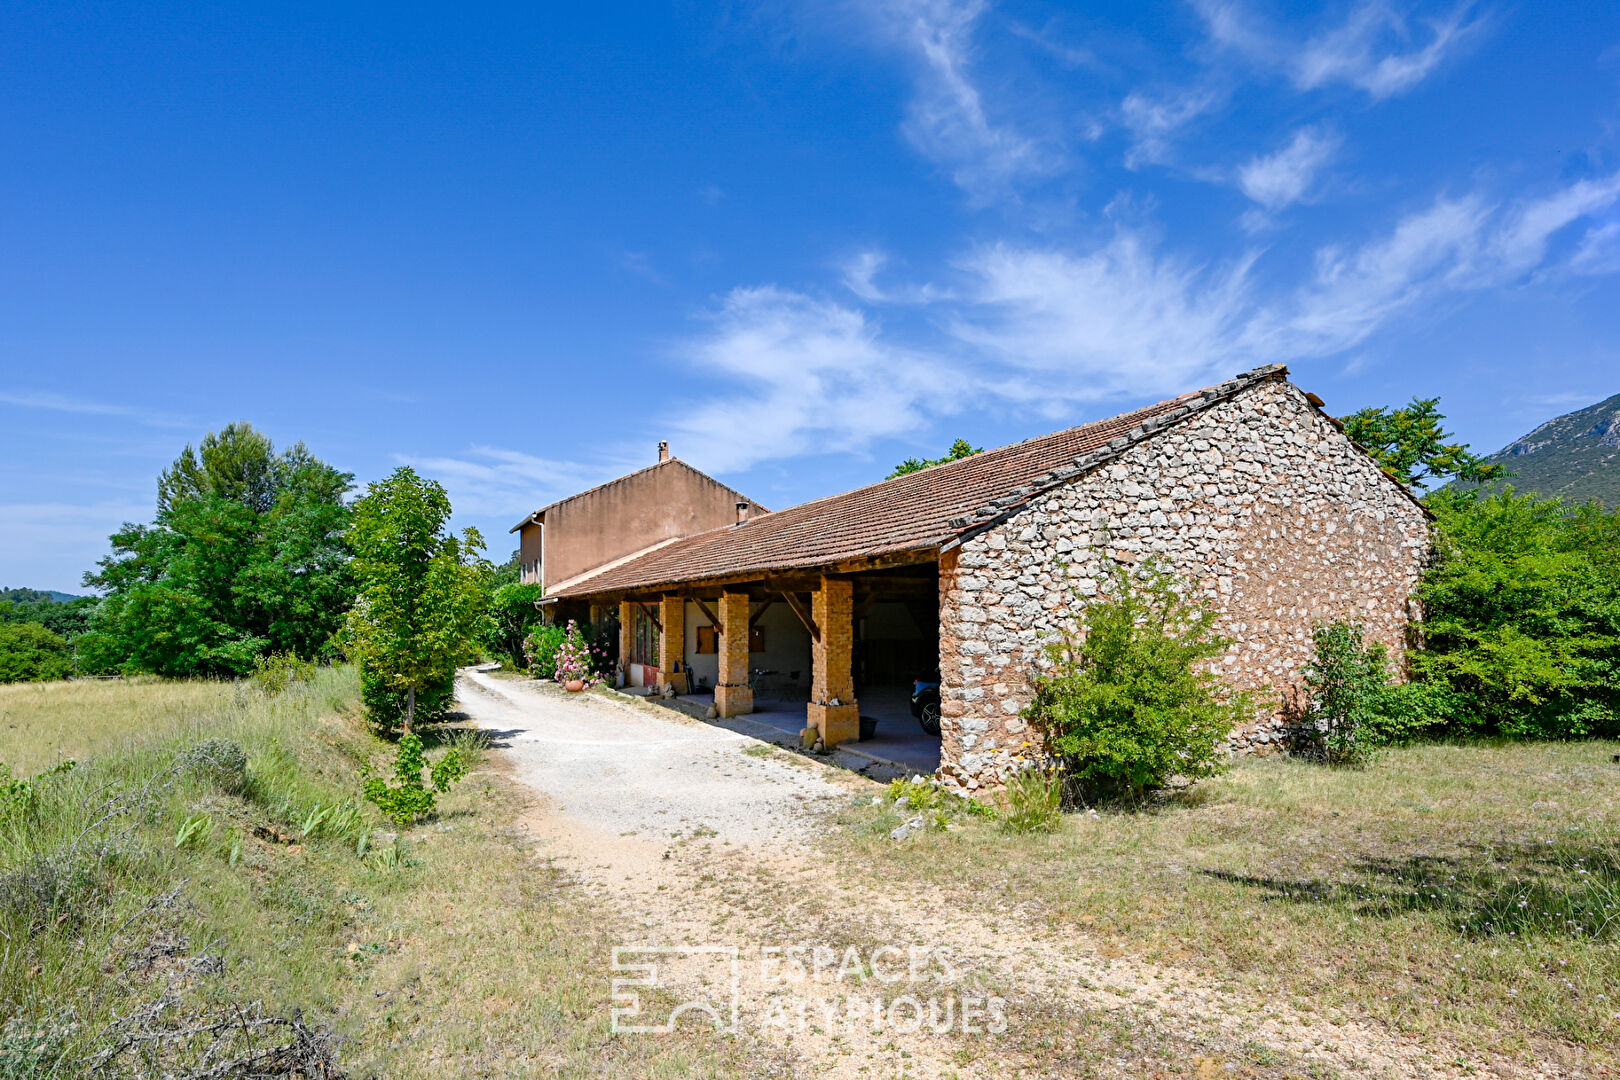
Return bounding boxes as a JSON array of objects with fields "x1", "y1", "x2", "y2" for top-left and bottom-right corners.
[{"x1": 456, "y1": 670, "x2": 1587, "y2": 1080}]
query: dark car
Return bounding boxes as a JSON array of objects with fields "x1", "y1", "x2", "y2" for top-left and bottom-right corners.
[{"x1": 909, "y1": 671, "x2": 941, "y2": 736}]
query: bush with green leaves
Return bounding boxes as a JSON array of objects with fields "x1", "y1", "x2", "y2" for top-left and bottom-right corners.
[
  {"x1": 1414, "y1": 489, "x2": 1620, "y2": 739},
  {"x1": 998, "y1": 766, "x2": 1063, "y2": 834},
  {"x1": 484, "y1": 582, "x2": 545, "y2": 668},
  {"x1": 1023, "y1": 560, "x2": 1251, "y2": 803},
  {"x1": 0, "y1": 622, "x2": 73, "y2": 683},
  {"x1": 524, "y1": 623, "x2": 566, "y2": 680},
  {"x1": 359, "y1": 664, "x2": 454, "y2": 733},
  {"x1": 1299, "y1": 621, "x2": 1392, "y2": 765},
  {"x1": 360, "y1": 732, "x2": 474, "y2": 826},
  {"x1": 552, "y1": 620, "x2": 608, "y2": 685},
  {"x1": 249, "y1": 652, "x2": 317, "y2": 695}
]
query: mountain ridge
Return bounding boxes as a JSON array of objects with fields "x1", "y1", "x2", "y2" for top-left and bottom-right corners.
[{"x1": 1472, "y1": 391, "x2": 1620, "y2": 507}]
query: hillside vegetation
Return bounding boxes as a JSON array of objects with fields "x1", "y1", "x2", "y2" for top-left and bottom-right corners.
[
  {"x1": 1474, "y1": 391, "x2": 1620, "y2": 507},
  {"x1": 0, "y1": 671, "x2": 742, "y2": 1077}
]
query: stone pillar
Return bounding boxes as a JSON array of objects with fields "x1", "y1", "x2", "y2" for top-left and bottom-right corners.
[
  {"x1": 807, "y1": 576, "x2": 859, "y2": 746},
  {"x1": 617, "y1": 600, "x2": 634, "y2": 687},
  {"x1": 658, "y1": 595, "x2": 685, "y2": 691},
  {"x1": 714, "y1": 591, "x2": 753, "y2": 717}
]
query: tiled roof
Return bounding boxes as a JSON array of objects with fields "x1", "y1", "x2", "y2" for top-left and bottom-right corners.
[{"x1": 553, "y1": 366, "x2": 1292, "y2": 598}]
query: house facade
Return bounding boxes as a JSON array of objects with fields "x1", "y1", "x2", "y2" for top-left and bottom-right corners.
[
  {"x1": 510, "y1": 441, "x2": 761, "y2": 593},
  {"x1": 541, "y1": 366, "x2": 1431, "y2": 788}
]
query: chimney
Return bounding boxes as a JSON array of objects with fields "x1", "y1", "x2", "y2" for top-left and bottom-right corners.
[
  {"x1": 735, "y1": 500, "x2": 751, "y2": 525},
  {"x1": 657, "y1": 440, "x2": 670, "y2": 463}
]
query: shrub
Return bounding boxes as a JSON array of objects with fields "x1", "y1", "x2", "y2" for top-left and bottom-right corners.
[
  {"x1": 1299, "y1": 621, "x2": 1391, "y2": 765},
  {"x1": 1023, "y1": 560, "x2": 1250, "y2": 803},
  {"x1": 1415, "y1": 489, "x2": 1620, "y2": 739},
  {"x1": 524, "y1": 624, "x2": 565, "y2": 680},
  {"x1": 552, "y1": 620, "x2": 606, "y2": 685},
  {"x1": 0, "y1": 622, "x2": 72, "y2": 683},
  {"x1": 249, "y1": 652, "x2": 316, "y2": 695},
  {"x1": 180, "y1": 738, "x2": 249, "y2": 795},
  {"x1": 360, "y1": 663, "x2": 454, "y2": 734},
  {"x1": 361, "y1": 732, "x2": 473, "y2": 825},
  {"x1": 485, "y1": 582, "x2": 545, "y2": 667},
  {"x1": 998, "y1": 767, "x2": 1062, "y2": 835}
]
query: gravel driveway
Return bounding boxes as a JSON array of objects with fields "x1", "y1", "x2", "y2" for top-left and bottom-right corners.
[{"x1": 456, "y1": 668, "x2": 856, "y2": 850}]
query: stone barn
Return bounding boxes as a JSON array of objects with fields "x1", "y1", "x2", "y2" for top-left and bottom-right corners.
[{"x1": 541, "y1": 364, "x2": 1430, "y2": 788}]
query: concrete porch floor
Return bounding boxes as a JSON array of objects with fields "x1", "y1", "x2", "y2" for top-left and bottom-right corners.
[{"x1": 623, "y1": 683, "x2": 941, "y2": 776}]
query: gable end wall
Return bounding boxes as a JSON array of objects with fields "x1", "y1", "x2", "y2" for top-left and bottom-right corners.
[{"x1": 936, "y1": 379, "x2": 1430, "y2": 792}]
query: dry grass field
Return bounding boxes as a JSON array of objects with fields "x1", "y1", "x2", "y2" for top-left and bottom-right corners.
[
  {"x1": 835, "y1": 742, "x2": 1620, "y2": 1067},
  {"x1": 0, "y1": 670, "x2": 745, "y2": 1078}
]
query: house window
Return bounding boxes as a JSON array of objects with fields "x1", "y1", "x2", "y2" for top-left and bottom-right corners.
[
  {"x1": 696, "y1": 626, "x2": 718, "y2": 654},
  {"x1": 632, "y1": 606, "x2": 659, "y2": 666}
]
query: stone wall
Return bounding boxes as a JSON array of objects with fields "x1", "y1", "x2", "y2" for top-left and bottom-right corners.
[{"x1": 936, "y1": 377, "x2": 1430, "y2": 793}]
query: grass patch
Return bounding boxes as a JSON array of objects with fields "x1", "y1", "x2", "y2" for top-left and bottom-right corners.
[
  {"x1": 1, "y1": 669, "x2": 747, "y2": 1077},
  {"x1": 832, "y1": 740, "x2": 1620, "y2": 1061}
]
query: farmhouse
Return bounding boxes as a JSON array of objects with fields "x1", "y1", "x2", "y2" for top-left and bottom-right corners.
[{"x1": 542, "y1": 365, "x2": 1431, "y2": 790}]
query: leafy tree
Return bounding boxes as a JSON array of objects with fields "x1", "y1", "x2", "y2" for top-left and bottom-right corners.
[
  {"x1": 82, "y1": 427, "x2": 353, "y2": 677},
  {"x1": 484, "y1": 582, "x2": 545, "y2": 667},
  {"x1": 0, "y1": 594, "x2": 97, "y2": 640},
  {"x1": 1023, "y1": 561, "x2": 1251, "y2": 803},
  {"x1": 344, "y1": 467, "x2": 491, "y2": 733},
  {"x1": 157, "y1": 421, "x2": 318, "y2": 514},
  {"x1": 235, "y1": 461, "x2": 357, "y2": 658},
  {"x1": 0, "y1": 623, "x2": 73, "y2": 683},
  {"x1": 1411, "y1": 488, "x2": 1620, "y2": 738},
  {"x1": 888, "y1": 438, "x2": 983, "y2": 479},
  {"x1": 1342, "y1": 397, "x2": 1504, "y2": 488},
  {"x1": 1300, "y1": 621, "x2": 1392, "y2": 765}
]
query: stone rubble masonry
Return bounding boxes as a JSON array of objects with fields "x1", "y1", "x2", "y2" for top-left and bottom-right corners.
[
  {"x1": 714, "y1": 590, "x2": 754, "y2": 717},
  {"x1": 807, "y1": 576, "x2": 860, "y2": 746},
  {"x1": 936, "y1": 377, "x2": 1431, "y2": 794},
  {"x1": 658, "y1": 594, "x2": 685, "y2": 685}
]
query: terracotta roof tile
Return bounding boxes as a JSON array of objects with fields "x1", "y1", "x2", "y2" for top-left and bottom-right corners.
[{"x1": 554, "y1": 368, "x2": 1286, "y2": 598}]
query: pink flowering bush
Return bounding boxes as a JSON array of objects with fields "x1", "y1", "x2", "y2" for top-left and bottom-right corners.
[{"x1": 553, "y1": 620, "x2": 609, "y2": 686}]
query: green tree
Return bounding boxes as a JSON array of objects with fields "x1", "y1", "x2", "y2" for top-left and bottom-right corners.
[
  {"x1": 1023, "y1": 561, "x2": 1251, "y2": 803},
  {"x1": 344, "y1": 468, "x2": 491, "y2": 733},
  {"x1": 1342, "y1": 397, "x2": 1504, "y2": 488},
  {"x1": 157, "y1": 421, "x2": 318, "y2": 514},
  {"x1": 484, "y1": 582, "x2": 545, "y2": 667},
  {"x1": 0, "y1": 623, "x2": 73, "y2": 683},
  {"x1": 888, "y1": 438, "x2": 983, "y2": 479},
  {"x1": 1412, "y1": 489, "x2": 1620, "y2": 738},
  {"x1": 82, "y1": 427, "x2": 353, "y2": 677}
]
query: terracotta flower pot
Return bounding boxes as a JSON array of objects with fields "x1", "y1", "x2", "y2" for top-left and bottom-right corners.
[{"x1": 565, "y1": 679, "x2": 586, "y2": 693}]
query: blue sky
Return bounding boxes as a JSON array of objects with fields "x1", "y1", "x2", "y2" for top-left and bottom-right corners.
[{"x1": 3, "y1": 1, "x2": 1619, "y2": 593}]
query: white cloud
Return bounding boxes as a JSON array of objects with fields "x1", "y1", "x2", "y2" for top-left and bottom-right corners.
[
  {"x1": 1197, "y1": 0, "x2": 1483, "y2": 100},
  {"x1": 862, "y1": 0, "x2": 1058, "y2": 197},
  {"x1": 1571, "y1": 222, "x2": 1620, "y2": 276},
  {"x1": 1236, "y1": 126, "x2": 1341, "y2": 209},
  {"x1": 950, "y1": 236, "x2": 1259, "y2": 402},
  {"x1": 671, "y1": 286, "x2": 962, "y2": 472},
  {"x1": 841, "y1": 251, "x2": 950, "y2": 304},
  {"x1": 661, "y1": 172, "x2": 1620, "y2": 474},
  {"x1": 396, "y1": 447, "x2": 606, "y2": 520},
  {"x1": 1119, "y1": 86, "x2": 1223, "y2": 168},
  {"x1": 0, "y1": 390, "x2": 191, "y2": 429}
]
